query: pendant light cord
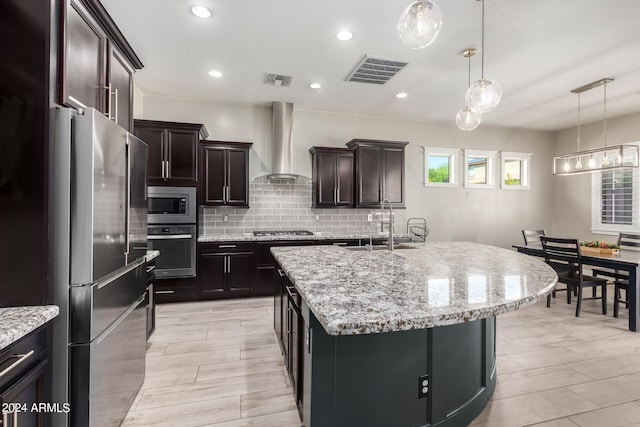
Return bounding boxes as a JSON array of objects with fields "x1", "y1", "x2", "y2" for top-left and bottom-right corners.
[
  {"x1": 467, "y1": 54, "x2": 471, "y2": 88},
  {"x1": 480, "y1": 0, "x2": 485, "y2": 79},
  {"x1": 576, "y1": 93, "x2": 581, "y2": 151},
  {"x1": 603, "y1": 83, "x2": 608, "y2": 148}
]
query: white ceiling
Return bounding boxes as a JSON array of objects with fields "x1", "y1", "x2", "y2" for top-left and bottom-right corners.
[{"x1": 102, "y1": 0, "x2": 640, "y2": 131}]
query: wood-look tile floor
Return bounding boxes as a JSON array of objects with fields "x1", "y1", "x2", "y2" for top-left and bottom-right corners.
[{"x1": 124, "y1": 288, "x2": 640, "y2": 426}]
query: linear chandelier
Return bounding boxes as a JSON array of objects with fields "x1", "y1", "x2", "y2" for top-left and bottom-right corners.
[{"x1": 553, "y1": 78, "x2": 640, "y2": 175}]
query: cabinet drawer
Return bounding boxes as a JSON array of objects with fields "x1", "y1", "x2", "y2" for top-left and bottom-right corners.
[
  {"x1": 154, "y1": 277, "x2": 197, "y2": 303},
  {"x1": 0, "y1": 327, "x2": 47, "y2": 392},
  {"x1": 198, "y1": 242, "x2": 253, "y2": 253}
]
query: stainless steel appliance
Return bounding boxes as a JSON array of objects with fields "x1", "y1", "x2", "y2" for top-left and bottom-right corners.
[
  {"x1": 50, "y1": 107, "x2": 148, "y2": 427},
  {"x1": 148, "y1": 224, "x2": 197, "y2": 278},
  {"x1": 148, "y1": 186, "x2": 196, "y2": 224}
]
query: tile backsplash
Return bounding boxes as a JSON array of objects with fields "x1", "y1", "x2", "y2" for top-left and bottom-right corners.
[{"x1": 199, "y1": 176, "x2": 406, "y2": 236}]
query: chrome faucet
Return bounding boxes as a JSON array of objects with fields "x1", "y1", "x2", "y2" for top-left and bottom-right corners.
[{"x1": 380, "y1": 199, "x2": 394, "y2": 252}]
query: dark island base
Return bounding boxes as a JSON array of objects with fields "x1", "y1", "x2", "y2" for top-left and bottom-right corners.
[{"x1": 301, "y1": 306, "x2": 496, "y2": 427}]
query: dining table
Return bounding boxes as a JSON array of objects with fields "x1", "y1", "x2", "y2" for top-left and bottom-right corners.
[{"x1": 513, "y1": 243, "x2": 640, "y2": 332}]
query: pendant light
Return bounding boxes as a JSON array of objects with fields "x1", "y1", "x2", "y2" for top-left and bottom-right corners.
[
  {"x1": 398, "y1": 1, "x2": 443, "y2": 49},
  {"x1": 466, "y1": 0, "x2": 502, "y2": 114},
  {"x1": 456, "y1": 48, "x2": 482, "y2": 131},
  {"x1": 553, "y1": 78, "x2": 640, "y2": 175}
]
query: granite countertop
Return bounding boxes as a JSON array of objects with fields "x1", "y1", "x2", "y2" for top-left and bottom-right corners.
[
  {"x1": 271, "y1": 241, "x2": 557, "y2": 336},
  {"x1": 146, "y1": 249, "x2": 160, "y2": 261},
  {"x1": 198, "y1": 232, "x2": 411, "y2": 242},
  {"x1": 0, "y1": 306, "x2": 59, "y2": 350}
]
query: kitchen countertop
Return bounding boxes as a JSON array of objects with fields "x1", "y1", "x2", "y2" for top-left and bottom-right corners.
[
  {"x1": 198, "y1": 232, "x2": 411, "y2": 242},
  {"x1": 0, "y1": 306, "x2": 59, "y2": 351},
  {"x1": 146, "y1": 249, "x2": 160, "y2": 261},
  {"x1": 271, "y1": 241, "x2": 557, "y2": 335}
]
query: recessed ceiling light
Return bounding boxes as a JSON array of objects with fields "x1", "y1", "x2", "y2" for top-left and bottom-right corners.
[
  {"x1": 396, "y1": 92, "x2": 408, "y2": 99},
  {"x1": 336, "y1": 30, "x2": 354, "y2": 41},
  {"x1": 208, "y1": 70, "x2": 222, "y2": 77},
  {"x1": 309, "y1": 83, "x2": 322, "y2": 89},
  {"x1": 191, "y1": 5, "x2": 212, "y2": 19}
]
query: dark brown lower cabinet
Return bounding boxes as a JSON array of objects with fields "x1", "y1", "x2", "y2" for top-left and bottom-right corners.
[
  {"x1": 0, "y1": 326, "x2": 50, "y2": 427},
  {"x1": 274, "y1": 261, "x2": 304, "y2": 419},
  {"x1": 156, "y1": 239, "x2": 368, "y2": 303},
  {"x1": 198, "y1": 242, "x2": 253, "y2": 298},
  {"x1": 154, "y1": 277, "x2": 198, "y2": 303}
]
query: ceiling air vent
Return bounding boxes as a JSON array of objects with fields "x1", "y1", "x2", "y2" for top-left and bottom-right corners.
[
  {"x1": 346, "y1": 56, "x2": 409, "y2": 85},
  {"x1": 264, "y1": 73, "x2": 293, "y2": 87}
]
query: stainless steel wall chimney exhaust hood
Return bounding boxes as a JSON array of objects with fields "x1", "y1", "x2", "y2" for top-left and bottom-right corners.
[{"x1": 268, "y1": 101, "x2": 299, "y2": 180}]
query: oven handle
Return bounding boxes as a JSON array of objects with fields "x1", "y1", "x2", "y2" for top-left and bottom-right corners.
[{"x1": 148, "y1": 234, "x2": 193, "y2": 240}]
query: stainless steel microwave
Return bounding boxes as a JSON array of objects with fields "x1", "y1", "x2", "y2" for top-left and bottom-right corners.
[{"x1": 148, "y1": 186, "x2": 196, "y2": 224}]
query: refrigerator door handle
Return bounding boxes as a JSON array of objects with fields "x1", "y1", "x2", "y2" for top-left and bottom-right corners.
[
  {"x1": 94, "y1": 294, "x2": 145, "y2": 345},
  {"x1": 95, "y1": 257, "x2": 145, "y2": 290},
  {"x1": 114, "y1": 88, "x2": 119, "y2": 124},
  {"x1": 125, "y1": 138, "x2": 131, "y2": 261}
]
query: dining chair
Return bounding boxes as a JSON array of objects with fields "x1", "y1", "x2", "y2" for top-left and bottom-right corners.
[
  {"x1": 540, "y1": 236, "x2": 608, "y2": 317},
  {"x1": 592, "y1": 232, "x2": 640, "y2": 317},
  {"x1": 522, "y1": 229, "x2": 545, "y2": 245}
]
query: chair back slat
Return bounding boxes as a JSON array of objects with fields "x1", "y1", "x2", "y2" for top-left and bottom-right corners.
[
  {"x1": 540, "y1": 236, "x2": 581, "y2": 277},
  {"x1": 522, "y1": 229, "x2": 545, "y2": 245},
  {"x1": 618, "y1": 233, "x2": 640, "y2": 251}
]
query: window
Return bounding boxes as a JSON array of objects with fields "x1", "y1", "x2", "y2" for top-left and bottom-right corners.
[
  {"x1": 424, "y1": 147, "x2": 459, "y2": 187},
  {"x1": 592, "y1": 168, "x2": 638, "y2": 233},
  {"x1": 464, "y1": 149, "x2": 496, "y2": 188},
  {"x1": 500, "y1": 152, "x2": 532, "y2": 189}
]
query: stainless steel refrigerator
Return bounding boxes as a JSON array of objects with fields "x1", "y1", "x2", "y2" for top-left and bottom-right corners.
[{"x1": 50, "y1": 107, "x2": 148, "y2": 427}]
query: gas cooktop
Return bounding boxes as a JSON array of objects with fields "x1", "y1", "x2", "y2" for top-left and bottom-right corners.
[{"x1": 252, "y1": 230, "x2": 314, "y2": 237}]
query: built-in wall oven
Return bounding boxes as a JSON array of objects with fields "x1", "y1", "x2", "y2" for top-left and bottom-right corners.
[
  {"x1": 148, "y1": 186, "x2": 197, "y2": 224},
  {"x1": 148, "y1": 224, "x2": 196, "y2": 278}
]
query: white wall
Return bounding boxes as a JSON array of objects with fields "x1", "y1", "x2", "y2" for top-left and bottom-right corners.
[
  {"x1": 552, "y1": 112, "x2": 640, "y2": 241},
  {"x1": 138, "y1": 94, "x2": 556, "y2": 248}
]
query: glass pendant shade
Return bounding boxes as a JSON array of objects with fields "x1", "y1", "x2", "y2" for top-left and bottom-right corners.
[
  {"x1": 456, "y1": 107, "x2": 482, "y2": 131},
  {"x1": 398, "y1": 1, "x2": 443, "y2": 49},
  {"x1": 466, "y1": 78, "x2": 502, "y2": 113}
]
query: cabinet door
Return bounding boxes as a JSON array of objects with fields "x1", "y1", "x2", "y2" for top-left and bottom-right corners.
[
  {"x1": 108, "y1": 44, "x2": 133, "y2": 131},
  {"x1": 198, "y1": 253, "x2": 226, "y2": 294},
  {"x1": 0, "y1": 361, "x2": 47, "y2": 427},
  {"x1": 336, "y1": 153, "x2": 354, "y2": 206},
  {"x1": 317, "y1": 153, "x2": 337, "y2": 206},
  {"x1": 201, "y1": 146, "x2": 226, "y2": 205},
  {"x1": 383, "y1": 148, "x2": 404, "y2": 206},
  {"x1": 226, "y1": 149, "x2": 249, "y2": 207},
  {"x1": 135, "y1": 126, "x2": 165, "y2": 183},
  {"x1": 167, "y1": 129, "x2": 198, "y2": 183},
  {"x1": 357, "y1": 146, "x2": 382, "y2": 206},
  {"x1": 227, "y1": 252, "x2": 253, "y2": 292},
  {"x1": 62, "y1": 0, "x2": 107, "y2": 111}
]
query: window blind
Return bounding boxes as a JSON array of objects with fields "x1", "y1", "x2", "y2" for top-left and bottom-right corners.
[{"x1": 601, "y1": 169, "x2": 636, "y2": 225}]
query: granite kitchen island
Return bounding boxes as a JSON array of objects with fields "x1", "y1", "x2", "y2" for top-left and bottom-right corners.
[{"x1": 271, "y1": 241, "x2": 557, "y2": 427}]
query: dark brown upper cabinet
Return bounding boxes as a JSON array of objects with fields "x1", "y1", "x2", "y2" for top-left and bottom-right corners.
[
  {"x1": 309, "y1": 147, "x2": 355, "y2": 208},
  {"x1": 107, "y1": 45, "x2": 134, "y2": 131},
  {"x1": 200, "y1": 141, "x2": 252, "y2": 207},
  {"x1": 346, "y1": 139, "x2": 409, "y2": 208},
  {"x1": 60, "y1": 0, "x2": 143, "y2": 129},
  {"x1": 134, "y1": 120, "x2": 209, "y2": 186},
  {"x1": 61, "y1": 0, "x2": 107, "y2": 112}
]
